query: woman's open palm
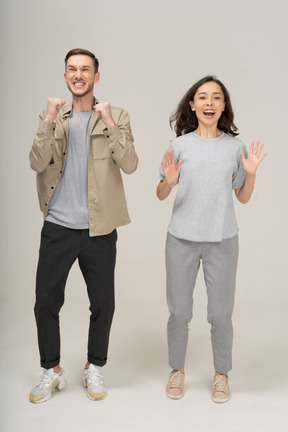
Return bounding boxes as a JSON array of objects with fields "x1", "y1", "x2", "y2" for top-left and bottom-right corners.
[
  {"x1": 241, "y1": 140, "x2": 267, "y2": 176},
  {"x1": 161, "y1": 150, "x2": 183, "y2": 186}
]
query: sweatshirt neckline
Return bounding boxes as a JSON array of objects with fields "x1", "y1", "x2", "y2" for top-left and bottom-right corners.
[
  {"x1": 72, "y1": 108, "x2": 93, "y2": 115},
  {"x1": 192, "y1": 131, "x2": 225, "y2": 142}
]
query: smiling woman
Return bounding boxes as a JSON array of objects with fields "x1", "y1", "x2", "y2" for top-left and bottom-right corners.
[
  {"x1": 157, "y1": 75, "x2": 267, "y2": 403},
  {"x1": 170, "y1": 75, "x2": 238, "y2": 138},
  {"x1": 189, "y1": 82, "x2": 226, "y2": 133}
]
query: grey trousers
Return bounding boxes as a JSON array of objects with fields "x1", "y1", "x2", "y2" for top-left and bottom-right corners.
[{"x1": 166, "y1": 232, "x2": 239, "y2": 373}]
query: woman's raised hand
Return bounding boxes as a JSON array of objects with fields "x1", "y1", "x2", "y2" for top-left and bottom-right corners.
[
  {"x1": 161, "y1": 150, "x2": 183, "y2": 186},
  {"x1": 241, "y1": 140, "x2": 267, "y2": 176}
]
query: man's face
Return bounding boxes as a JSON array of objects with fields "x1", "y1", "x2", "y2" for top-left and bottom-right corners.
[{"x1": 64, "y1": 55, "x2": 100, "y2": 98}]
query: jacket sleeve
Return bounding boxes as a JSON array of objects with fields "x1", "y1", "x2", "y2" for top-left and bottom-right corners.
[
  {"x1": 104, "y1": 109, "x2": 138, "y2": 174},
  {"x1": 29, "y1": 111, "x2": 56, "y2": 173}
]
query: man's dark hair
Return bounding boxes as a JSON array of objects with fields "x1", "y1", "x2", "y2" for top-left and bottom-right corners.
[{"x1": 65, "y1": 48, "x2": 99, "y2": 74}]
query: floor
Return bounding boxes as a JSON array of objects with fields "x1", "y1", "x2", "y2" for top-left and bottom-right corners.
[{"x1": 1, "y1": 270, "x2": 287, "y2": 432}]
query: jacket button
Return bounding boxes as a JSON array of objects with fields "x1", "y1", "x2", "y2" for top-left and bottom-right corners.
[
  {"x1": 63, "y1": 152, "x2": 66, "y2": 155},
  {"x1": 60, "y1": 170, "x2": 62, "y2": 174},
  {"x1": 106, "y1": 135, "x2": 109, "y2": 138},
  {"x1": 112, "y1": 151, "x2": 114, "y2": 154},
  {"x1": 45, "y1": 203, "x2": 48, "y2": 206},
  {"x1": 51, "y1": 186, "x2": 54, "y2": 189}
]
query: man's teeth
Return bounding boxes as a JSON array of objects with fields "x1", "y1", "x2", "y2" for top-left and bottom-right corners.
[{"x1": 74, "y1": 82, "x2": 85, "y2": 87}]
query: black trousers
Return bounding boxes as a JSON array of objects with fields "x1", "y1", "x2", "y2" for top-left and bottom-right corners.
[{"x1": 34, "y1": 221, "x2": 117, "y2": 369}]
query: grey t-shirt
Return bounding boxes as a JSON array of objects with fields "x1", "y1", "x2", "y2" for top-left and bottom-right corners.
[
  {"x1": 159, "y1": 132, "x2": 247, "y2": 242},
  {"x1": 47, "y1": 109, "x2": 92, "y2": 229}
]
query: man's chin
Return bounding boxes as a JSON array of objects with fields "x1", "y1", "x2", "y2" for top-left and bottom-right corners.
[
  {"x1": 70, "y1": 89, "x2": 90, "y2": 98},
  {"x1": 66, "y1": 83, "x2": 93, "y2": 98},
  {"x1": 71, "y1": 92, "x2": 85, "y2": 98}
]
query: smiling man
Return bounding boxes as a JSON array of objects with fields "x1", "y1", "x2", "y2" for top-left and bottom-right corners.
[{"x1": 29, "y1": 48, "x2": 138, "y2": 403}]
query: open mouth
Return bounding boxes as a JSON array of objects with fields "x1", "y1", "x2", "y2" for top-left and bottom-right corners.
[
  {"x1": 203, "y1": 110, "x2": 215, "y2": 117},
  {"x1": 73, "y1": 81, "x2": 86, "y2": 88}
]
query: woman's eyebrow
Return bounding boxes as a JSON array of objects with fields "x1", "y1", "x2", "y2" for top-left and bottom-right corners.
[{"x1": 198, "y1": 91, "x2": 222, "y2": 95}]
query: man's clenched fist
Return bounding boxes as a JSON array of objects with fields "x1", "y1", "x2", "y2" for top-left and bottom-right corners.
[{"x1": 44, "y1": 98, "x2": 66, "y2": 123}]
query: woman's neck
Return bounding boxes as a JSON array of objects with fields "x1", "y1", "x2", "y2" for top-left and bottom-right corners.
[{"x1": 194, "y1": 124, "x2": 222, "y2": 139}]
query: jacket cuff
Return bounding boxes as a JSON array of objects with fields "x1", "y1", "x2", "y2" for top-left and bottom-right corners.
[
  {"x1": 39, "y1": 120, "x2": 57, "y2": 135},
  {"x1": 102, "y1": 124, "x2": 122, "y2": 142}
]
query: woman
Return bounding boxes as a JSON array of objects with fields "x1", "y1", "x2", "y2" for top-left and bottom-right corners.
[{"x1": 157, "y1": 76, "x2": 267, "y2": 403}]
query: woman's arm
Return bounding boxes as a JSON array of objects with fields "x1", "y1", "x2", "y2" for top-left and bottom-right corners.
[
  {"x1": 157, "y1": 150, "x2": 182, "y2": 200},
  {"x1": 157, "y1": 179, "x2": 173, "y2": 201},
  {"x1": 235, "y1": 140, "x2": 267, "y2": 204}
]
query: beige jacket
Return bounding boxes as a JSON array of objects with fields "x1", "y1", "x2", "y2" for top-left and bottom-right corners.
[{"x1": 30, "y1": 101, "x2": 138, "y2": 236}]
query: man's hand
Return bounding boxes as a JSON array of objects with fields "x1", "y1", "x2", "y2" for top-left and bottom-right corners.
[
  {"x1": 93, "y1": 101, "x2": 116, "y2": 130},
  {"x1": 44, "y1": 98, "x2": 66, "y2": 123}
]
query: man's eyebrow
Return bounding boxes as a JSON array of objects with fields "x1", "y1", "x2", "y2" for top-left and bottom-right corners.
[{"x1": 67, "y1": 65, "x2": 92, "y2": 69}]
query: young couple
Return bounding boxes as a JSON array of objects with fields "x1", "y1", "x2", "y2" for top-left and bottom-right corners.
[{"x1": 29, "y1": 48, "x2": 267, "y2": 404}]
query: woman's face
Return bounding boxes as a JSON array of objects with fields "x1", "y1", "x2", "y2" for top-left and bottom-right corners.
[{"x1": 189, "y1": 81, "x2": 226, "y2": 128}]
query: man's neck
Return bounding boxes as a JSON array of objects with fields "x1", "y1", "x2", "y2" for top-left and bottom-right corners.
[{"x1": 72, "y1": 93, "x2": 94, "y2": 112}]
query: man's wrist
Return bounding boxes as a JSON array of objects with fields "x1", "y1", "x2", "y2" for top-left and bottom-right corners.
[
  {"x1": 44, "y1": 116, "x2": 55, "y2": 123},
  {"x1": 106, "y1": 121, "x2": 116, "y2": 130}
]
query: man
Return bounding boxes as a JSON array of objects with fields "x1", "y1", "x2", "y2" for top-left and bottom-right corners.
[{"x1": 29, "y1": 48, "x2": 138, "y2": 403}]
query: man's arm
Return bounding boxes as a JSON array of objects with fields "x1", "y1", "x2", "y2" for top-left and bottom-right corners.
[
  {"x1": 94, "y1": 102, "x2": 138, "y2": 174},
  {"x1": 29, "y1": 98, "x2": 66, "y2": 173}
]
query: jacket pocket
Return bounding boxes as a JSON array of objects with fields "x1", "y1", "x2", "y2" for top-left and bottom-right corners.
[
  {"x1": 53, "y1": 127, "x2": 65, "y2": 160},
  {"x1": 92, "y1": 137, "x2": 111, "y2": 160}
]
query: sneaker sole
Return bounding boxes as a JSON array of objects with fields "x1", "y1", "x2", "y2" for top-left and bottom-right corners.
[
  {"x1": 87, "y1": 391, "x2": 107, "y2": 401},
  {"x1": 166, "y1": 391, "x2": 184, "y2": 400},
  {"x1": 212, "y1": 395, "x2": 230, "y2": 403},
  {"x1": 83, "y1": 379, "x2": 107, "y2": 401},
  {"x1": 29, "y1": 379, "x2": 67, "y2": 404}
]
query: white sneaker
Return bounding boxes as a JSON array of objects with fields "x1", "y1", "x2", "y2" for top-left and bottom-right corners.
[
  {"x1": 29, "y1": 367, "x2": 67, "y2": 403},
  {"x1": 83, "y1": 364, "x2": 107, "y2": 401}
]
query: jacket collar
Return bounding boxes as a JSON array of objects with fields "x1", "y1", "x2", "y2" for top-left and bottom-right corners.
[
  {"x1": 61, "y1": 97, "x2": 99, "y2": 117},
  {"x1": 61, "y1": 101, "x2": 73, "y2": 118},
  {"x1": 61, "y1": 98, "x2": 105, "y2": 135}
]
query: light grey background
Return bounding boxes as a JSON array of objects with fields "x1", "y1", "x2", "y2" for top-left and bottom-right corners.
[{"x1": 0, "y1": 0, "x2": 287, "y2": 431}]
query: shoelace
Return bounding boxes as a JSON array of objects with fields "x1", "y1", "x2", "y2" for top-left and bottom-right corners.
[
  {"x1": 213, "y1": 374, "x2": 228, "y2": 393},
  {"x1": 85, "y1": 370, "x2": 104, "y2": 385},
  {"x1": 36, "y1": 372, "x2": 54, "y2": 389},
  {"x1": 168, "y1": 371, "x2": 184, "y2": 389}
]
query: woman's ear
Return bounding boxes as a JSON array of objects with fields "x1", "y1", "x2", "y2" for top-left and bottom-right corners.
[{"x1": 189, "y1": 101, "x2": 195, "y2": 111}]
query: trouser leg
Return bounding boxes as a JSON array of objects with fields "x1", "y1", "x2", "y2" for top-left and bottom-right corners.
[
  {"x1": 166, "y1": 233, "x2": 201, "y2": 370},
  {"x1": 78, "y1": 229, "x2": 117, "y2": 367},
  {"x1": 34, "y1": 222, "x2": 79, "y2": 369},
  {"x1": 202, "y1": 235, "x2": 239, "y2": 374}
]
